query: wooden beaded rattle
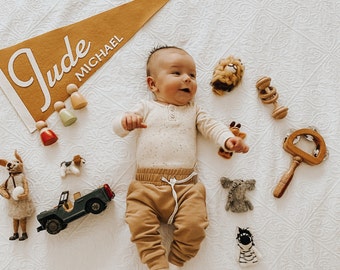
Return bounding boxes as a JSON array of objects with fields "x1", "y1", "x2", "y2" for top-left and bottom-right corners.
[
  {"x1": 256, "y1": 76, "x2": 288, "y2": 119},
  {"x1": 273, "y1": 128, "x2": 327, "y2": 198}
]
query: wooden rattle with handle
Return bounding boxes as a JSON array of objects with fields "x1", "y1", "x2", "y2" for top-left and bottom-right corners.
[
  {"x1": 273, "y1": 128, "x2": 327, "y2": 198},
  {"x1": 273, "y1": 156, "x2": 302, "y2": 198}
]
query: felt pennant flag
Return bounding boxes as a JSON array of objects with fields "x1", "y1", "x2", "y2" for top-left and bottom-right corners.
[{"x1": 0, "y1": 0, "x2": 169, "y2": 132}]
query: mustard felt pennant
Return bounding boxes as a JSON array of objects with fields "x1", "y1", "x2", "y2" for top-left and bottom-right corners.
[{"x1": 0, "y1": 0, "x2": 169, "y2": 132}]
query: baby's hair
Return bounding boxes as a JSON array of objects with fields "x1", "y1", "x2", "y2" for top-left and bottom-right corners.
[{"x1": 146, "y1": 45, "x2": 184, "y2": 76}]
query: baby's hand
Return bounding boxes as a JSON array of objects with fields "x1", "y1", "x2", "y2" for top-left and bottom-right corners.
[
  {"x1": 122, "y1": 113, "x2": 147, "y2": 131},
  {"x1": 225, "y1": 137, "x2": 249, "y2": 153}
]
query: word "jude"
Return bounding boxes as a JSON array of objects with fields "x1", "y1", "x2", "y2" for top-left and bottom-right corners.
[
  {"x1": 6, "y1": 36, "x2": 90, "y2": 112},
  {"x1": 5, "y1": 34, "x2": 123, "y2": 113}
]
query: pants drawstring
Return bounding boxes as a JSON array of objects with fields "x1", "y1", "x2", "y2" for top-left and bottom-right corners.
[{"x1": 161, "y1": 171, "x2": 197, "y2": 224}]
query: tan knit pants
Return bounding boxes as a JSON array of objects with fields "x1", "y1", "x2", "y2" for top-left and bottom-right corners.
[{"x1": 125, "y1": 168, "x2": 208, "y2": 270}]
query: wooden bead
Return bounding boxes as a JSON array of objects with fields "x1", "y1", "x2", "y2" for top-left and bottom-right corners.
[{"x1": 54, "y1": 101, "x2": 66, "y2": 112}]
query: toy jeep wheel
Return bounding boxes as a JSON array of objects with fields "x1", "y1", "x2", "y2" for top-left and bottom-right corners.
[
  {"x1": 46, "y1": 218, "x2": 63, "y2": 234},
  {"x1": 86, "y1": 198, "x2": 105, "y2": 214}
]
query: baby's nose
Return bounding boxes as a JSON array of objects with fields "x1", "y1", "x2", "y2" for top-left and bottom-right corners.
[{"x1": 183, "y1": 74, "x2": 191, "y2": 82}]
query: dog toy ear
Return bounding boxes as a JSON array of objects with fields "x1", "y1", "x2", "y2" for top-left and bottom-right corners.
[
  {"x1": 0, "y1": 159, "x2": 7, "y2": 167},
  {"x1": 14, "y1": 150, "x2": 23, "y2": 163},
  {"x1": 220, "y1": 177, "x2": 233, "y2": 188},
  {"x1": 73, "y1": 155, "x2": 81, "y2": 163}
]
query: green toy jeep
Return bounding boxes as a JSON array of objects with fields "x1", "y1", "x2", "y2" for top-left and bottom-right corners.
[{"x1": 37, "y1": 184, "x2": 115, "y2": 234}]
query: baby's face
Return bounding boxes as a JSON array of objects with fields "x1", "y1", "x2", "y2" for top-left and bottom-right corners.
[{"x1": 147, "y1": 48, "x2": 197, "y2": 106}]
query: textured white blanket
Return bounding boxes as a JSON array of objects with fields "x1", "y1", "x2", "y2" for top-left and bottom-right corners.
[{"x1": 0, "y1": 1, "x2": 339, "y2": 269}]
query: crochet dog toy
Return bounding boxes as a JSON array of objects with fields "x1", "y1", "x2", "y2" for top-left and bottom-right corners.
[
  {"x1": 60, "y1": 155, "x2": 86, "y2": 178},
  {"x1": 211, "y1": 56, "x2": 244, "y2": 95},
  {"x1": 220, "y1": 177, "x2": 255, "y2": 213},
  {"x1": 0, "y1": 150, "x2": 35, "y2": 241},
  {"x1": 236, "y1": 227, "x2": 261, "y2": 267},
  {"x1": 218, "y1": 121, "x2": 247, "y2": 159}
]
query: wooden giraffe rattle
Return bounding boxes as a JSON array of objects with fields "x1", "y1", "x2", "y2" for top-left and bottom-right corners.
[
  {"x1": 256, "y1": 76, "x2": 288, "y2": 119},
  {"x1": 273, "y1": 128, "x2": 327, "y2": 198},
  {"x1": 218, "y1": 121, "x2": 246, "y2": 159}
]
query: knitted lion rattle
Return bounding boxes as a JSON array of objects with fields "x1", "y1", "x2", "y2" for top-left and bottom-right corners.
[{"x1": 211, "y1": 56, "x2": 244, "y2": 95}]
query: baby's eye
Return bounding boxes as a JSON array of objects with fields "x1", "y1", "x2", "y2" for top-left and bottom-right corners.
[
  {"x1": 190, "y1": 73, "x2": 196, "y2": 78},
  {"x1": 172, "y1": 71, "x2": 180, "y2": 75}
]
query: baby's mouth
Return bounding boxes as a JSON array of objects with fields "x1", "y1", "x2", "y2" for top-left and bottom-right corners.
[{"x1": 180, "y1": 88, "x2": 190, "y2": 93}]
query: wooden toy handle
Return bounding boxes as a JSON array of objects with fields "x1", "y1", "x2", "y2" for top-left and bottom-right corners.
[{"x1": 273, "y1": 156, "x2": 302, "y2": 198}]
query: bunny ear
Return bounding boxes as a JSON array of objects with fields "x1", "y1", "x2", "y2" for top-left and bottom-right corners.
[
  {"x1": 14, "y1": 150, "x2": 23, "y2": 163},
  {"x1": 0, "y1": 159, "x2": 7, "y2": 167}
]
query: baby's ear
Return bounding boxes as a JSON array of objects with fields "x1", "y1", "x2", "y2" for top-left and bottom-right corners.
[{"x1": 146, "y1": 76, "x2": 157, "y2": 92}]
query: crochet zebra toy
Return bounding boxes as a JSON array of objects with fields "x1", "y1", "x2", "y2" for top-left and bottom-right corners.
[{"x1": 236, "y1": 227, "x2": 261, "y2": 267}]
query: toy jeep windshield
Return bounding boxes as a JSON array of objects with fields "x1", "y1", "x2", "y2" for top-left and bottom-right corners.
[{"x1": 37, "y1": 184, "x2": 114, "y2": 234}]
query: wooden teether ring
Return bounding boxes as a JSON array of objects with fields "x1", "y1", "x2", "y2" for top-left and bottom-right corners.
[
  {"x1": 256, "y1": 77, "x2": 288, "y2": 119},
  {"x1": 273, "y1": 128, "x2": 327, "y2": 198}
]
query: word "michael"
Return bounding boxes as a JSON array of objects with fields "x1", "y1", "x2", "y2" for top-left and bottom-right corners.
[{"x1": 75, "y1": 35, "x2": 123, "y2": 81}]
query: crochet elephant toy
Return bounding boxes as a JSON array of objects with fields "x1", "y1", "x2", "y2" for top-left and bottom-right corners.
[{"x1": 220, "y1": 177, "x2": 255, "y2": 213}]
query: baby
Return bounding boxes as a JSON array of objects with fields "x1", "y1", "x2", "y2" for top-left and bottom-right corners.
[{"x1": 113, "y1": 46, "x2": 249, "y2": 270}]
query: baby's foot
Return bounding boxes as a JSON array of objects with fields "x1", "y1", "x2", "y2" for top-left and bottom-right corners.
[{"x1": 169, "y1": 263, "x2": 181, "y2": 270}]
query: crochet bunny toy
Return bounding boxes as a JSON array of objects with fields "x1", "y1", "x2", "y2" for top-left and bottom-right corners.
[
  {"x1": 210, "y1": 56, "x2": 244, "y2": 95},
  {"x1": 0, "y1": 150, "x2": 35, "y2": 241},
  {"x1": 218, "y1": 121, "x2": 247, "y2": 159},
  {"x1": 220, "y1": 177, "x2": 255, "y2": 213}
]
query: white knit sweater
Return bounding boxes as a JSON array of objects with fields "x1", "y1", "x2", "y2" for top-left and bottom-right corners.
[{"x1": 113, "y1": 100, "x2": 233, "y2": 169}]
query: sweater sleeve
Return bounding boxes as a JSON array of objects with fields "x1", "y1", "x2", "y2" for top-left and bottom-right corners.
[
  {"x1": 112, "y1": 101, "x2": 146, "y2": 138},
  {"x1": 195, "y1": 105, "x2": 234, "y2": 151},
  {"x1": 112, "y1": 114, "x2": 130, "y2": 137}
]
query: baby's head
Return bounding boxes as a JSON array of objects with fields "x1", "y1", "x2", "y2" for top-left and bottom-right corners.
[{"x1": 146, "y1": 45, "x2": 197, "y2": 106}]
